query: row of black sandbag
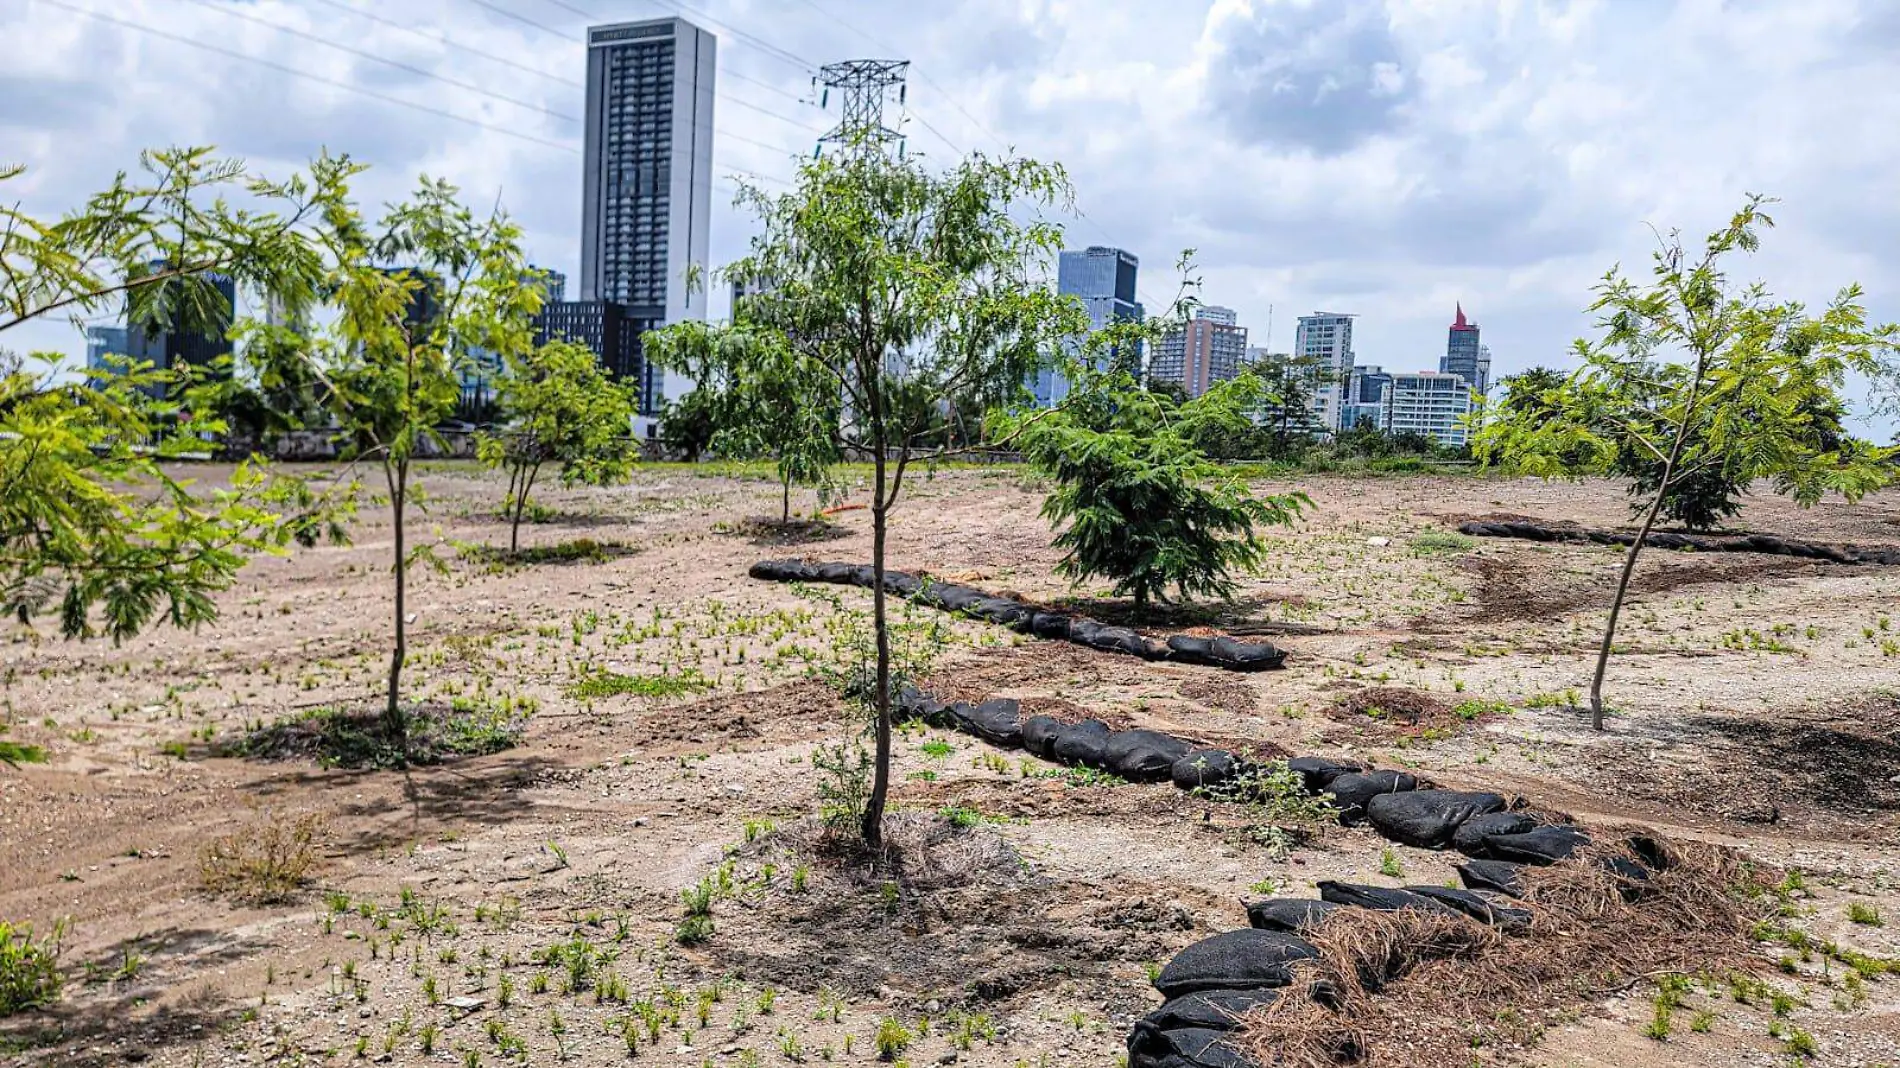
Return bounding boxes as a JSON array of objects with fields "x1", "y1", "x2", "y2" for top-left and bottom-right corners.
[
  {"x1": 893, "y1": 683, "x2": 1248, "y2": 790},
  {"x1": 748, "y1": 559, "x2": 1289, "y2": 671},
  {"x1": 1457, "y1": 521, "x2": 1900, "y2": 566}
]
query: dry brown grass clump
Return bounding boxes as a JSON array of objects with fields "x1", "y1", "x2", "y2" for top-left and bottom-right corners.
[
  {"x1": 199, "y1": 810, "x2": 326, "y2": 904},
  {"x1": 1240, "y1": 833, "x2": 1778, "y2": 1067}
]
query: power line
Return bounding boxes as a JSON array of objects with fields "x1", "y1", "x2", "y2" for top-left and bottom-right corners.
[
  {"x1": 38, "y1": 0, "x2": 583, "y2": 153},
  {"x1": 172, "y1": 0, "x2": 578, "y2": 123},
  {"x1": 442, "y1": 0, "x2": 818, "y2": 129},
  {"x1": 305, "y1": 0, "x2": 578, "y2": 88},
  {"x1": 460, "y1": 0, "x2": 574, "y2": 41},
  {"x1": 527, "y1": 0, "x2": 817, "y2": 74}
]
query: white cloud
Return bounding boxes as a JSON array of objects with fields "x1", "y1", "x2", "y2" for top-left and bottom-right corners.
[{"x1": 3, "y1": 0, "x2": 1896, "y2": 434}]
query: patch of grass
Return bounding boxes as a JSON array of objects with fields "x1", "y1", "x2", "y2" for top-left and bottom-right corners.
[
  {"x1": 0, "y1": 726, "x2": 46, "y2": 768},
  {"x1": 239, "y1": 701, "x2": 530, "y2": 770},
  {"x1": 0, "y1": 918, "x2": 66, "y2": 1015},
  {"x1": 1410, "y1": 530, "x2": 1477, "y2": 555},
  {"x1": 1451, "y1": 699, "x2": 1510, "y2": 721},
  {"x1": 1848, "y1": 902, "x2": 1884, "y2": 927},
  {"x1": 199, "y1": 811, "x2": 325, "y2": 903},
  {"x1": 566, "y1": 668, "x2": 711, "y2": 701}
]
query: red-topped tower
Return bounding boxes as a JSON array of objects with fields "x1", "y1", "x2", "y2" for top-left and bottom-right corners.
[{"x1": 1441, "y1": 303, "x2": 1487, "y2": 394}]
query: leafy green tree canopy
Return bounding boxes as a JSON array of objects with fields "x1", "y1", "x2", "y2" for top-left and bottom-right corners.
[
  {"x1": 478, "y1": 338, "x2": 640, "y2": 553},
  {"x1": 1004, "y1": 371, "x2": 1310, "y2": 615},
  {"x1": 1474, "y1": 195, "x2": 1899, "y2": 727}
]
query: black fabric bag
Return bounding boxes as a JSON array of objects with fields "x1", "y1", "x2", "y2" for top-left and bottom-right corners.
[
  {"x1": 1104, "y1": 729, "x2": 1194, "y2": 782},
  {"x1": 1245, "y1": 898, "x2": 1344, "y2": 934},
  {"x1": 1315, "y1": 881, "x2": 1464, "y2": 917},
  {"x1": 953, "y1": 698, "x2": 1023, "y2": 749},
  {"x1": 1287, "y1": 756, "x2": 1365, "y2": 794},
  {"x1": 1020, "y1": 714, "x2": 1065, "y2": 760},
  {"x1": 1404, "y1": 885, "x2": 1532, "y2": 928},
  {"x1": 1052, "y1": 720, "x2": 1113, "y2": 768},
  {"x1": 1325, "y1": 770, "x2": 1421, "y2": 822},
  {"x1": 1363, "y1": 790, "x2": 1508, "y2": 850},
  {"x1": 1153, "y1": 929, "x2": 1321, "y2": 998},
  {"x1": 1126, "y1": 1025, "x2": 1256, "y2": 1068},
  {"x1": 1171, "y1": 749, "x2": 1242, "y2": 791},
  {"x1": 1456, "y1": 860, "x2": 1527, "y2": 898},
  {"x1": 1480, "y1": 826, "x2": 1590, "y2": 866},
  {"x1": 1451, "y1": 811, "x2": 1539, "y2": 856}
]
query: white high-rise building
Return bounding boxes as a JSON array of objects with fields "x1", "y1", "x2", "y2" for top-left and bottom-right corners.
[
  {"x1": 1294, "y1": 312, "x2": 1356, "y2": 432},
  {"x1": 581, "y1": 17, "x2": 716, "y2": 409},
  {"x1": 1196, "y1": 305, "x2": 1238, "y2": 327},
  {"x1": 1382, "y1": 371, "x2": 1478, "y2": 447}
]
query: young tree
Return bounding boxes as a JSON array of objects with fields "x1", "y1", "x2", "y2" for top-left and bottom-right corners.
[
  {"x1": 1, "y1": 147, "x2": 335, "y2": 339},
  {"x1": 0, "y1": 148, "x2": 351, "y2": 659},
  {"x1": 478, "y1": 338, "x2": 640, "y2": 554},
  {"x1": 1006, "y1": 372, "x2": 1310, "y2": 615},
  {"x1": 1475, "y1": 195, "x2": 1898, "y2": 729},
  {"x1": 316, "y1": 177, "x2": 542, "y2": 743},
  {"x1": 720, "y1": 147, "x2": 1090, "y2": 847},
  {"x1": 0, "y1": 357, "x2": 343, "y2": 643},
  {"x1": 1250, "y1": 352, "x2": 1329, "y2": 457},
  {"x1": 645, "y1": 320, "x2": 842, "y2": 523}
]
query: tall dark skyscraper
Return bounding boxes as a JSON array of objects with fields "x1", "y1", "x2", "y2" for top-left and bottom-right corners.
[
  {"x1": 125, "y1": 266, "x2": 237, "y2": 391},
  {"x1": 579, "y1": 17, "x2": 714, "y2": 412},
  {"x1": 1441, "y1": 303, "x2": 1488, "y2": 394},
  {"x1": 1033, "y1": 246, "x2": 1143, "y2": 407}
]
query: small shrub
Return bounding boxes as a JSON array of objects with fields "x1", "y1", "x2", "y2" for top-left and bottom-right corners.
[
  {"x1": 0, "y1": 918, "x2": 67, "y2": 1014},
  {"x1": 874, "y1": 1018, "x2": 911, "y2": 1061},
  {"x1": 199, "y1": 812, "x2": 325, "y2": 903},
  {"x1": 1378, "y1": 848, "x2": 1403, "y2": 879},
  {"x1": 1848, "y1": 902, "x2": 1883, "y2": 927},
  {"x1": 676, "y1": 914, "x2": 715, "y2": 946}
]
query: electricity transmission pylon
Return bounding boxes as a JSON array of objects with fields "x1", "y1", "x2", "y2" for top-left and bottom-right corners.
[{"x1": 814, "y1": 59, "x2": 909, "y2": 158}]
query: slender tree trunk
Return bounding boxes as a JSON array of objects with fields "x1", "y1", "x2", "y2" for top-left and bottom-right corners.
[
  {"x1": 1587, "y1": 355, "x2": 1708, "y2": 731},
  {"x1": 509, "y1": 462, "x2": 540, "y2": 556},
  {"x1": 860, "y1": 449, "x2": 892, "y2": 849},
  {"x1": 782, "y1": 474, "x2": 792, "y2": 524},
  {"x1": 385, "y1": 459, "x2": 409, "y2": 744},
  {"x1": 1587, "y1": 487, "x2": 1670, "y2": 731}
]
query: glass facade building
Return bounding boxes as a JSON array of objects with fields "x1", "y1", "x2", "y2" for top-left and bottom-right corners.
[{"x1": 1032, "y1": 246, "x2": 1143, "y2": 407}]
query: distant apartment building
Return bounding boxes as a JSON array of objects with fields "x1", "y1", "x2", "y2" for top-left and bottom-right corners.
[
  {"x1": 1032, "y1": 245, "x2": 1143, "y2": 407},
  {"x1": 1382, "y1": 371, "x2": 1478, "y2": 447},
  {"x1": 1295, "y1": 311, "x2": 1356, "y2": 431},
  {"x1": 533, "y1": 300, "x2": 663, "y2": 424},
  {"x1": 581, "y1": 17, "x2": 716, "y2": 411},
  {"x1": 1440, "y1": 303, "x2": 1490, "y2": 395},
  {"x1": 85, "y1": 325, "x2": 129, "y2": 375},
  {"x1": 461, "y1": 266, "x2": 570, "y2": 419},
  {"x1": 1151, "y1": 306, "x2": 1247, "y2": 398},
  {"x1": 1344, "y1": 364, "x2": 1393, "y2": 431},
  {"x1": 117, "y1": 265, "x2": 237, "y2": 396}
]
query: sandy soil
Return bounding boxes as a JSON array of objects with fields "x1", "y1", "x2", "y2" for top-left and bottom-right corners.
[{"x1": 4, "y1": 462, "x2": 1900, "y2": 1067}]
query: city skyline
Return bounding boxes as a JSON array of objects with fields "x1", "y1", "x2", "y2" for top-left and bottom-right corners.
[{"x1": 2, "y1": 2, "x2": 1895, "y2": 438}]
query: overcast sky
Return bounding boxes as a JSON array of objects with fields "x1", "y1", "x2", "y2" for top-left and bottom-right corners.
[{"x1": 4, "y1": 0, "x2": 1897, "y2": 434}]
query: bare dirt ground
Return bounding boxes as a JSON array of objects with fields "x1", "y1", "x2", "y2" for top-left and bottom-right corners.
[{"x1": 5, "y1": 463, "x2": 1900, "y2": 1067}]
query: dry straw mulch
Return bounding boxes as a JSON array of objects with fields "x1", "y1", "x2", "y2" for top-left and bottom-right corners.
[{"x1": 1239, "y1": 833, "x2": 1778, "y2": 1066}]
